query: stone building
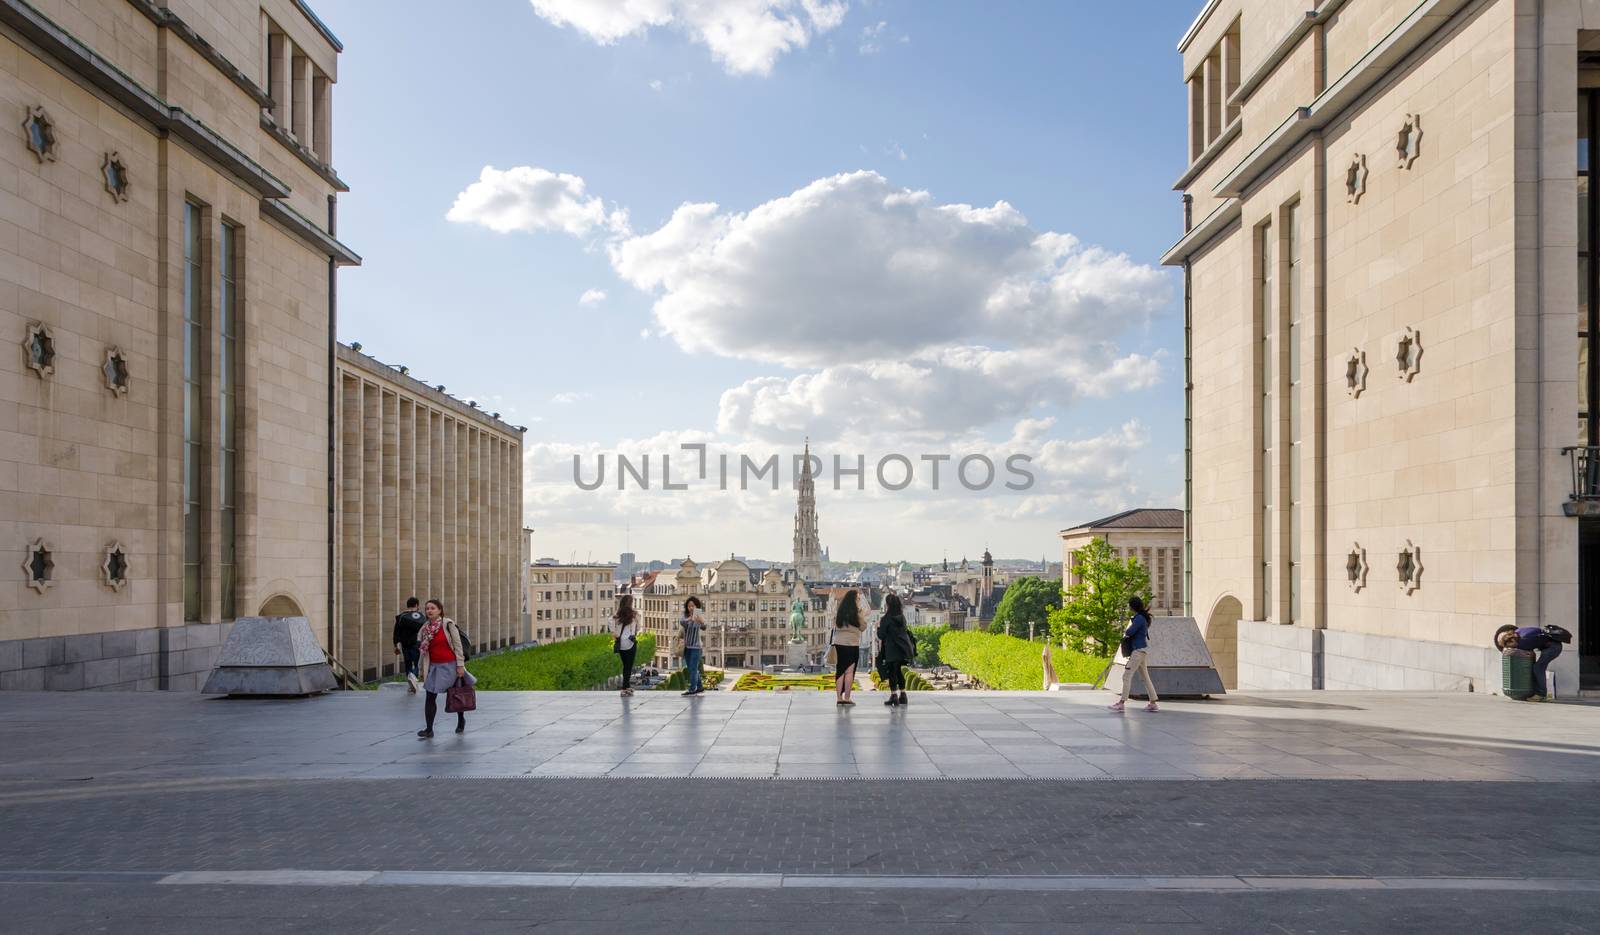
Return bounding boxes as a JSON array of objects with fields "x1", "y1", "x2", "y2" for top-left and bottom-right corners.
[
  {"x1": 637, "y1": 557, "x2": 829, "y2": 671},
  {"x1": 1, "y1": 0, "x2": 358, "y2": 690},
  {"x1": 792, "y1": 439, "x2": 824, "y2": 582},
  {"x1": 334, "y1": 344, "x2": 524, "y2": 681},
  {"x1": 529, "y1": 562, "x2": 616, "y2": 644},
  {"x1": 1164, "y1": 0, "x2": 1595, "y2": 692},
  {"x1": 1060, "y1": 509, "x2": 1186, "y2": 617}
]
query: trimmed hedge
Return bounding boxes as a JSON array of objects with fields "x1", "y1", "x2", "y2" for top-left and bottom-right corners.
[
  {"x1": 868, "y1": 667, "x2": 933, "y2": 691},
  {"x1": 468, "y1": 633, "x2": 656, "y2": 691},
  {"x1": 657, "y1": 666, "x2": 726, "y2": 691},
  {"x1": 938, "y1": 630, "x2": 1104, "y2": 690}
]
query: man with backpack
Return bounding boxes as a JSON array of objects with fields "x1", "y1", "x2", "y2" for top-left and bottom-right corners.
[
  {"x1": 393, "y1": 597, "x2": 426, "y2": 694},
  {"x1": 1496, "y1": 624, "x2": 1571, "y2": 702}
]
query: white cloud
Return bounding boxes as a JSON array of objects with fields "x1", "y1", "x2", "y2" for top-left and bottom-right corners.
[
  {"x1": 858, "y1": 19, "x2": 906, "y2": 54},
  {"x1": 529, "y1": 0, "x2": 848, "y2": 76},
  {"x1": 552, "y1": 391, "x2": 593, "y2": 404},
  {"x1": 649, "y1": 78, "x2": 664, "y2": 91},
  {"x1": 609, "y1": 171, "x2": 1169, "y2": 368},
  {"x1": 638, "y1": 328, "x2": 652, "y2": 340},
  {"x1": 451, "y1": 166, "x2": 1172, "y2": 437},
  {"x1": 446, "y1": 166, "x2": 628, "y2": 237},
  {"x1": 579, "y1": 288, "x2": 608, "y2": 306}
]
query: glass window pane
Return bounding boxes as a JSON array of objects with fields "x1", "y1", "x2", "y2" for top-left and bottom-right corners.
[
  {"x1": 1289, "y1": 380, "x2": 1301, "y2": 441},
  {"x1": 184, "y1": 506, "x2": 201, "y2": 562},
  {"x1": 1581, "y1": 94, "x2": 1591, "y2": 173}
]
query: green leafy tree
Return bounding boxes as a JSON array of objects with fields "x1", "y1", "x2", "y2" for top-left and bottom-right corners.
[
  {"x1": 990, "y1": 576, "x2": 1063, "y2": 638},
  {"x1": 1049, "y1": 538, "x2": 1151, "y2": 657},
  {"x1": 909, "y1": 624, "x2": 948, "y2": 667}
]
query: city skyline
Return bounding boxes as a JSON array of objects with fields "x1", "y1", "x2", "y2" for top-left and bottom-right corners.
[{"x1": 315, "y1": 0, "x2": 1191, "y2": 562}]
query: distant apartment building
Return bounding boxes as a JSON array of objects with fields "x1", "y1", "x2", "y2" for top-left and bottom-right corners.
[
  {"x1": 529, "y1": 563, "x2": 616, "y2": 643},
  {"x1": 1060, "y1": 509, "x2": 1186, "y2": 618},
  {"x1": 637, "y1": 557, "x2": 828, "y2": 670}
]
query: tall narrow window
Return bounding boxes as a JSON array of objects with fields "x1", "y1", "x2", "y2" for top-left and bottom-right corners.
[
  {"x1": 182, "y1": 202, "x2": 205, "y2": 621},
  {"x1": 1286, "y1": 204, "x2": 1303, "y2": 626},
  {"x1": 219, "y1": 222, "x2": 240, "y2": 619},
  {"x1": 1581, "y1": 89, "x2": 1597, "y2": 450},
  {"x1": 1258, "y1": 220, "x2": 1275, "y2": 621}
]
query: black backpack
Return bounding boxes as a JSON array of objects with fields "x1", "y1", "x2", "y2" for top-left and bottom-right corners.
[
  {"x1": 451, "y1": 621, "x2": 474, "y2": 660},
  {"x1": 1543, "y1": 624, "x2": 1574, "y2": 645}
]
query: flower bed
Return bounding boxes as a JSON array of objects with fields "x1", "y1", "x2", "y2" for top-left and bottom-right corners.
[
  {"x1": 732, "y1": 672, "x2": 841, "y2": 691},
  {"x1": 868, "y1": 667, "x2": 933, "y2": 691}
]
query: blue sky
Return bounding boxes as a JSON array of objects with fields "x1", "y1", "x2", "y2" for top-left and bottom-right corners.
[{"x1": 316, "y1": 0, "x2": 1196, "y2": 565}]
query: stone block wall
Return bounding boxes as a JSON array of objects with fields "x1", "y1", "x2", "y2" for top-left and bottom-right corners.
[{"x1": 0, "y1": 621, "x2": 232, "y2": 691}]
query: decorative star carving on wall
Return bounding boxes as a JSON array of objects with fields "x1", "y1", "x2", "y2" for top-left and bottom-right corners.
[
  {"x1": 102, "y1": 541, "x2": 130, "y2": 591},
  {"x1": 21, "y1": 105, "x2": 56, "y2": 163},
  {"x1": 1395, "y1": 326, "x2": 1423, "y2": 381},
  {"x1": 1346, "y1": 348, "x2": 1369, "y2": 398},
  {"x1": 23, "y1": 538, "x2": 54, "y2": 593},
  {"x1": 1396, "y1": 540, "x2": 1423, "y2": 595},
  {"x1": 1346, "y1": 154, "x2": 1368, "y2": 203},
  {"x1": 103, "y1": 346, "x2": 129, "y2": 396},
  {"x1": 1346, "y1": 544, "x2": 1369, "y2": 593},
  {"x1": 102, "y1": 151, "x2": 130, "y2": 202},
  {"x1": 24, "y1": 320, "x2": 55, "y2": 377},
  {"x1": 1396, "y1": 114, "x2": 1422, "y2": 169}
]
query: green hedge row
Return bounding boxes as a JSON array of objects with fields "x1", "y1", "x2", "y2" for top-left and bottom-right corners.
[
  {"x1": 938, "y1": 630, "x2": 1104, "y2": 690},
  {"x1": 468, "y1": 633, "x2": 656, "y2": 691}
]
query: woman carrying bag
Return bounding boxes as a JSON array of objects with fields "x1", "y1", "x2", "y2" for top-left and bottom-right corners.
[
  {"x1": 613, "y1": 594, "x2": 640, "y2": 697},
  {"x1": 875, "y1": 593, "x2": 917, "y2": 707},
  {"x1": 417, "y1": 598, "x2": 475, "y2": 738}
]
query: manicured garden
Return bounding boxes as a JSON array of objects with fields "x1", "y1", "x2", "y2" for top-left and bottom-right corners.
[
  {"x1": 657, "y1": 665, "x2": 726, "y2": 691},
  {"x1": 732, "y1": 672, "x2": 846, "y2": 691},
  {"x1": 938, "y1": 630, "x2": 1104, "y2": 690},
  {"x1": 467, "y1": 633, "x2": 656, "y2": 691}
]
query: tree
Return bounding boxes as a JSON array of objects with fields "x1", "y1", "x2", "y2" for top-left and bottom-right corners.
[
  {"x1": 1049, "y1": 538, "x2": 1151, "y2": 657},
  {"x1": 989, "y1": 576, "x2": 1063, "y2": 639},
  {"x1": 909, "y1": 624, "x2": 947, "y2": 667}
]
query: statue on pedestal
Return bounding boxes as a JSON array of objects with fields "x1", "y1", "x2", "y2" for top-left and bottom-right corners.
[{"x1": 788, "y1": 598, "x2": 807, "y2": 641}]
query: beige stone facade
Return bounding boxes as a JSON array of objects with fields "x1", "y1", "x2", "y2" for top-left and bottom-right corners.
[
  {"x1": 335, "y1": 345, "x2": 524, "y2": 681},
  {"x1": 637, "y1": 558, "x2": 828, "y2": 670},
  {"x1": 1060, "y1": 509, "x2": 1185, "y2": 619},
  {"x1": 1166, "y1": 0, "x2": 1595, "y2": 693},
  {"x1": 529, "y1": 563, "x2": 616, "y2": 644},
  {"x1": 1, "y1": 0, "x2": 357, "y2": 689}
]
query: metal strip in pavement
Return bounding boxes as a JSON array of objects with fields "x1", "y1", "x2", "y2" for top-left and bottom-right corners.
[{"x1": 128, "y1": 870, "x2": 1600, "y2": 893}]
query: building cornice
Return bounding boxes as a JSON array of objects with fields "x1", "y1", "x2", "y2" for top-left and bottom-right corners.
[
  {"x1": 1177, "y1": 0, "x2": 1222, "y2": 53},
  {"x1": 124, "y1": 0, "x2": 272, "y2": 108},
  {"x1": 259, "y1": 197, "x2": 361, "y2": 265},
  {"x1": 1212, "y1": 0, "x2": 1476, "y2": 199},
  {"x1": 335, "y1": 344, "x2": 523, "y2": 437},
  {"x1": 1172, "y1": 117, "x2": 1242, "y2": 190},
  {"x1": 259, "y1": 113, "x2": 349, "y2": 191},
  {"x1": 0, "y1": 0, "x2": 291, "y2": 198},
  {"x1": 290, "y1": 0, "x2": 343, "y2": 52},
  {"x1": 1160, "y1": 197, "x2": 1240, "y2": 266},
  {"x1": 1227, "y1": 0, "x2": 1354, "y2": 109}
]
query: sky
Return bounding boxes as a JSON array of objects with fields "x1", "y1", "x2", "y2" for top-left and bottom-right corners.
[{"x1": 315, "y1": 0, "x2": 1197, "y2": 566}]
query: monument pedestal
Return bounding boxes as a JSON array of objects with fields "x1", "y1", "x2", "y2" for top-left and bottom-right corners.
[
  {"x1": 1103, "y1": 616, "x2": 1225, "y2": 699},
  {"x1": 785, "y1": 640, "x2": 809, "y2": 670},
  {"x1": 202, "y1": 616, "x2": 337, "y2": 696}
]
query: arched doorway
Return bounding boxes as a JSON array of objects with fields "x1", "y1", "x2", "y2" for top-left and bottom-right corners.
[
  {"x1": 258, "y1": 594, "x2": 304, "y2": 617},
  {"x1": 1205, "y1": 595, "x2": 1242, "y2": 689}
]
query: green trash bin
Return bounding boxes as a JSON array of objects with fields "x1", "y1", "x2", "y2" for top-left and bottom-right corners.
[{"x1": 1501, "y1": 651, "x2": 1534, "y2": 700}]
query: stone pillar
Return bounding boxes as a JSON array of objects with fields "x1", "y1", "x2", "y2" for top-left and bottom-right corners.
[
  {"x1": 443, "y1": 419, "x2": 458, "y2": 610},
  {"x1": 360, "y1": 382, "x2": 381, "y2": 678},
  {"x1": 1222, "y1": 25, "x2": 1240, "y2": 125},
  {"x1": 380, "y1": 390, "x2": 398, "y2": 674},
  {"x1": 1188, "y1": 76, "x2": 1204, "y2": 163},
  {"x1": 259, "y1": 12, "x2": 271, "y2": 111},
  {"x1": 292, "y1": 53, "x2": 312, "y2": 144},
  {"x1": 312, "y1": 75, "x2": 332, "y2": 163},
  {"x1": 268, "y1": 32, "x2": 291, "y2": 130},
  {"x1": 338, "y1": 376, "x2": 362, "y2": 667},
  {"x1": 398, "y1": 399, "x2": 415, "y2": 616},
  {"x1": 1203, "y1": 50, "x2": 1222, "y2": 146},
  {"x1": 429, "y1": 412, "x2": 444, "y2": 603}
]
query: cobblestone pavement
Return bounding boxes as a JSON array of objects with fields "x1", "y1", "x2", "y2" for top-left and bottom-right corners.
[
  {"x1": 0, "y1": 777, "x2": 1595, "y2": 879},
  {"x1": 0, "y1": 883, "x2": 1594, "y2": 935},
  {"x1": 1, "y1": 689, "x2": 1596, "y2": 781}
]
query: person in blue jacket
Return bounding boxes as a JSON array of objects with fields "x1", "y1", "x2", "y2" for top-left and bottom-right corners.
[
  {"x1": 1109, "y1": 596, "x2": 1159, "y2": 713},
  {"x1": 1496, "y1": 626, "x2": 1562, "y2": 702}
]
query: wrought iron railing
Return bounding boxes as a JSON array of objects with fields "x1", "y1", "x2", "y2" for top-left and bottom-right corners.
[{"x1": 1561, "y1": 446, "x2": 1600, "y2": 502}]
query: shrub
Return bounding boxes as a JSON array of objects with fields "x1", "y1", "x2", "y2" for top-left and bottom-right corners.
[
  {"x1": 732, "y1": 672, "x2": 838, "y2": 691},
  {"x1": 867, "y1": 667, "x2": 933, "y2": 691},
  {"x1": 469, "y1": 634, "x2": 657, "y2": 691},
  {"x1": 938, "y1": 630, "x2": 1104, "y2": 690},
  {"x1": 657, "y1": 666, "x2": 726, "y2": 691}
]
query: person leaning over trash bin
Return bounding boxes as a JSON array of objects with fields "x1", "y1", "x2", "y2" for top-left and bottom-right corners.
[{"x1": 1495, "y1": 624, "x2": 1571, "y2": 702}]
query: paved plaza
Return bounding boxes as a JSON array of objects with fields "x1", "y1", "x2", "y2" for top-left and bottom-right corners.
[
  {"x1": 1, "y1": 687, "x2": 1597, "y2": 781},
  {"x1": 0, "y1": 689, "x2": 1597, "y2": 933}
]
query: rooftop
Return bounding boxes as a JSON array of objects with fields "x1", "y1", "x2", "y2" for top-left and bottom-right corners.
[{"x1": 1061, "y1": 507, "x2": 1184, "y2": 534}]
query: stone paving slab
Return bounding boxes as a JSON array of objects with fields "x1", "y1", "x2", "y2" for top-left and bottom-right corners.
[{"x1": 0, "y1": 689, "x2": 1596, "y2": 782}]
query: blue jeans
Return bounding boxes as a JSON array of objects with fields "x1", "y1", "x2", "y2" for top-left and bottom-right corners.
[
  {"x1": 401, "y1": 647, "x2": 420, "y2": 678},
  {"x1": 1533, "y1": 641, "x2": 1562, "y2": 696},
  {"x1": 684, "y1": 648, "x2": 703, "y2": 692}
]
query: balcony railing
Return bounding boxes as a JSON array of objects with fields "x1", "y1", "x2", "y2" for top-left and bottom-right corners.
[{"x1": 1561, "y1": 446, "x2": 1600, "y2": 516}]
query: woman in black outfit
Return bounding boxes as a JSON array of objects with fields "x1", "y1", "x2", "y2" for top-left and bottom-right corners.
[
  {"x1": 876, "y1": 593, "x2": 917, "y2": 707},
  {"x1": 613, "y1": 594, "x2": 640, "y2": 697}
]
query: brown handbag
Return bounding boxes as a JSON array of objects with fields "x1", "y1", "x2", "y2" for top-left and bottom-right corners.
[{"x1": 445, "y1": 676, "x2": 476, "y2": 713}]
